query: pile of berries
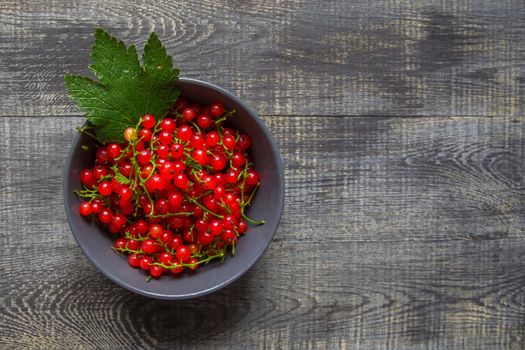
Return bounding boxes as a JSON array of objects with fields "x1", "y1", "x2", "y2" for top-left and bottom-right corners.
[{"x1": 77, "y1": 98, "x2": 262, "y2": 279}]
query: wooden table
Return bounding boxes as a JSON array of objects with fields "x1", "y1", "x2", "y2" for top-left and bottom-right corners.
[{"x1": 1, "y1": 1, "x2": 524, "y2": 349}]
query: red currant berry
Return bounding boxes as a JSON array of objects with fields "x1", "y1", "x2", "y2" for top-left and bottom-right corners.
[
  {"x1": 187, "y1": 258, "x2": 199, "y2": 271},
  {"x1": 246, "y1": 169, "x2": 260, "y2": 187},
  {"x1": 98, "y1": 208, "x2": 113, "y2": 224},
  {"x1": 161, "y1": 118, "x2": 176, "y2": 133},
  {"x1": 157, "y1": 144, "x2": 169, "y2": 158},
  {"x1": 182, "y1": 108, "x2": 197, "y2": 121},
  {"x1": 210, "y1": 102, "x2": 225, "y2": 117},
  {"x1": 79, "y1": 202, "x2": 92, "y2": 216},
  {"x1": 98, "y1": 181, "x2": 112, "y2": 197},
  {"x1": 127, "y1": 239, "x2": 140, "y2": 250},
  {"x1": 137, "y1": 150, "x2": 151, "y2": 165},
  {"x1": 237, "y1": 134, "x2": 251, "y2": 150},
  {"x1": 149, "y1": 224, "x2": 163, "y2": 239},
  {"x1": 142, "y1": 114, "x2": 156, "y2": 129},
  {"x1": 128, "y1": 254, "x2": 141, "y2": 268},
  {"x1": 159, "y1": 131, "x2": 173, "y2": 145},
  {"x1": 197, "y1": 114, "x2": 212, "y2": 128},
  {"x1": 107, "y1": 143, "x2": 122, "y2": 159},
  {"x1": 80, "y1": 169, "x2": 96, "y2": 186},
  {"x1": 190, "y1": 133, "x2": 205, "y2": 149},
  {"x1": 205, "y1": 131, "x2": 220, "y2": 147},
  {"x1": 237, "y1": 219, "x2": 248, "y2": 234},
  {"x1": 90, "y1": 199, "x2": 103, "y2": 214},
  {"x1": 141, "y1": 239, "x2": 156, "y2": 254},
  {"x1": 170, "y1": 143, "x2": 184, "y2": 158},
  {"x1": 177, "y1": 125, "x2": 192, "y2": 142},
  {"x1": 176, "y1": 245, "x2": 191, "y2": 262},
  {"x1": 139, "y1": 256, "x2": 152, "y2": 270},
  {"x1": 138, "y1": 128, "x2": 153, "y2": 142},
  {"x1": 114, "y1": 238, "x2": 126, "y2": 249},
  {"x1": 222, "y1": 135, "x2": 236, "y2": 151}
]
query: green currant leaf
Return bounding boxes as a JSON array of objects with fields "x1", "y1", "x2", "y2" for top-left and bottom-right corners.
[{"x1": 64, "y1": 28, "x2": 180, "y2": 143}]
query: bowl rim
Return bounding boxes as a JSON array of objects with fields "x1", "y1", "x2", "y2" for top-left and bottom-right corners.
[{"x1": 63, "y1": 77, "x2": 285, "y2": 300}]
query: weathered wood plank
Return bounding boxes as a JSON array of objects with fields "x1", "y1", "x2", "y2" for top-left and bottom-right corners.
[
  {"x1": 0, "y1": 1, "x2": 524, "y2": 117},
  {"x1": 0, "y1": 116, "x2": 524, "y2": 349}
]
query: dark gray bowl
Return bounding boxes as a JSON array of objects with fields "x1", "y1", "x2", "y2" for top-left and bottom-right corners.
[{"x1": 63, "y1": 77, "x2": 284, "y2": 300}]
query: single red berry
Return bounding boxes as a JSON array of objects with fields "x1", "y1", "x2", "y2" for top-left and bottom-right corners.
[
  {"x1": 137, "y1": 150, "x2": 151, "y2": 165},
  {"x1": 170, "y1": 262, "x2": 184, "y2": 275},
  {"x1": 128, "y1": 254, "x2": 141, "y2": 268},
  {"x1": 191, "y1": 148, "x2": 208, "y2": 165},
  {"x1": 127, "y1": 239, "x2": 140, "y2": 250},
  {"x1": 138, "y1": 128, "x2": 153, "y2": 142},
  {"x1": 210, "y1": 155, "x2": 227, "y2": 170},
  {"x1": 111, "y1": 214, "x2": 127, "y2": 230},
  {"x1": 141, "y1": 239, "x2": 157, "y2": 254},
  {"x1": 203, "y1": 175, "x2": 217, "y2": 190},
  {"x1": 159, "y1": 252, "x2": 173, "y2": 265},
  {"x1": 160, "y1": 230, "x2": 174, "y2": 245},
  {"x1": 149, "y1": 224, "x2": 163, "y2": 239},
  {"x1": 170, "y1": 235, "x2": 183, "y2": 249},
  {"x1": 80, "y1": 169, "x2": 96, "y2": 186},
  {"x1": 139, "y1": 256, "x2": 153, "y2": 270},
  {"x1": 177, "y1": 125, "x2": 192, "y2": 142},
  {"x1": 157, "y1": 144, "x2": 169, "y2": 158},
  {"x1": 98, "y1": 208, "x2": 113, "y2": 224},
  {"x1": 176, "y1": 245, "x2": 191, "y2": 262},
  {"x1": 98, "y1": 181, "x2": 112, "y2": 197},
  {"x1": 142, "y1": 114, "x2": 156, "y2": 129},
  {"x1": 245, "y1": 169, "x2": 260, "y2": 187},
  {"x1": 93, "y1": 165, "x2": 108, "y2": 180},
  {"x1": 106, "y1": 143, "x2": 122, "y2": 159},
  {"x1": 223, "y1": 214, "x2": 238, "y2": 230},
  {"x1": 149, "y1": 174, "x2": 166, "y2": 191},
  {"x1": 190, "y1": 133, "x2": 205, "y2": 149},
  {"x1": 182, "y1": 108, "x2": 197, "y2": 121},
  {"x1": 168, "y1": 192, "x2": 183, "y2": 210},
  {"x1": 159, "y1": 131, "x2": 173, "y2": 145},
  {"x1": 114, "y1": 238, "x2": 126, "y2": 249},
  {"x1": 90, "y1": 199, "x2": 103, "y2": 214},
  {"x1": 197, "y1": 114, "x2": 213, "y2": 128},
  {"x1": 119, "y1": 186, "x2": 133, "y2": 201},
  {"x1": 160, "y1": 161, "x2": 177, "y2": 179},
  {"x1": 237, "y1": 219, "x2": 248, "y2": 234},
  {"x1": 210, "y1": 102, "x2": 225, "y2": 117},
  {"x1": 222, "y1": 135, "x2": 236, "y2": 151},
  {"x1": 221, "y1": 229, "x2": 237, "y2": 244},
  {"x1": 209, "y1": 220, "x2": 223, "y2": 236},
  {"x1": 237, "y1": 134, "x2": 251, "y2": 150},
  {"x1": 205, "y1": 131, "x2": 220, "y2": 147},
  {"x1": 174, "y1": 173, "x2": 189, "y2": 190},
  {"x1": 161, "y1": 118, "x2": 176, "y2": 132},
  {"x1": 96, "y1": 147, "x2": 109, "y2": 163},
  {"x1": 170, "y1": 143, "x2": 184, "y2": 158},
  {"x1": 187, "y1": 257, "x2": 199, "y2": 271},
  {"x1": 225, "y1": 168, "x2": 239, "y2": 184},
  {"x1": 79, "y1": 202, "x2": 92, "y2": 216},
  {"x1": 231, "y1": 152, "x2": 245, "y2": 168},
  {"x1": 188, "y1": 244, "x2": 200, "y2": 255}
]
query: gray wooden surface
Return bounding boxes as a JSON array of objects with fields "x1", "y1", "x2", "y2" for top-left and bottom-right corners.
[{"x1": 1, "y1": 1, "x2": 524, "y2": 349}]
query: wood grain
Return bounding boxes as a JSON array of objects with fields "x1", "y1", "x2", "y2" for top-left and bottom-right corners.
[
  {"x1": 0, "y1": 0, "x2": 524, "y2": 117},
  {"x1": 0, "y1": 116, "x2": 524, "y2": 349}
]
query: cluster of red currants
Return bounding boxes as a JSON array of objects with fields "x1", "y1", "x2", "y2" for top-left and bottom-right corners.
[{"x1": 77, "y1": 99, "x2": 262, "y2": 279}]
